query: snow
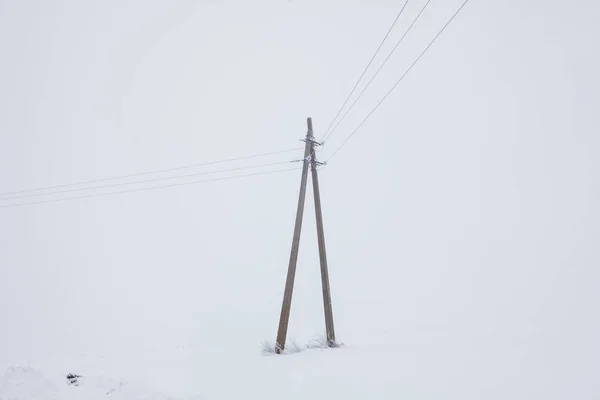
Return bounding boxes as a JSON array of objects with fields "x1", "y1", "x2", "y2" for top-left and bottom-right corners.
[
  {"x1": 0, "y1": 367, "x2": 59, "y2": 400},
  {"x1": 2, "y1": 333, "x2": 593, "y2": 399},
  {"x1": 0, "y1": 366, "x2": 185, "y2": 399},
  {"x1": 0, "y1": 345, "x2": 404, "y2": 400}
]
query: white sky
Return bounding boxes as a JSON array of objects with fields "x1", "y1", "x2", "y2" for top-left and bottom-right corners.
[{"x1": 1, "y1": 0, "x2": 599, "y2": 398}]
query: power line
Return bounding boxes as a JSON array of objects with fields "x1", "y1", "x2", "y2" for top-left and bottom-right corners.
[
  {"x1": 0, "y1": 167, "x2": 300, "y2": 209},
  {"x1": 326, "y1": 0, "x2": 472, "y2": 163},
  {"x1": 0, "y1": 147, "x2": 302, "y2": 197},
  {"x1": 1, "y1": 161, "x2": 292, "y2": 201},
  {"x1": 322, "y1": 0, "x2": 432, "y2": 144},
  {"x1": 321, "y1": 0, "x2": 410, "y2": 140}
]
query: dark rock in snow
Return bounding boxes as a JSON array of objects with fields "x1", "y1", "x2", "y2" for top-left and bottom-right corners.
[{"x1": 66, "y1": 373, "x2": 82, "y2": 386}]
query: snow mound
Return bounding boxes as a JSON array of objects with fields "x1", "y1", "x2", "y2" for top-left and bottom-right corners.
[
  {"x1": 0, "y1": 367, "x2": 187, "y2": 400},
  {"x1": 0, "y1": 366, "x2": 59, "y2": 399}
]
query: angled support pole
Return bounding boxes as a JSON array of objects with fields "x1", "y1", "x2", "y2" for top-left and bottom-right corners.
[
  {"x1": 308, "y1": 118, "x2": 336, "y2": 347},
  {"x1": 275, "y1": 121, "x2": 313, "y2": 354}
]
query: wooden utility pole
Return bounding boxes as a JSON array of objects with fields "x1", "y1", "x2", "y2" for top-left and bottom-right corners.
[
  {"x1": 275, "y1": 117, "x2": 336, "y2": 353},
  {"x1": 308, "y1": 117, "x2": 336, "y2": 346},
  {"x1": 275, "y1": 122, "x2": 313, "y2": 354}
]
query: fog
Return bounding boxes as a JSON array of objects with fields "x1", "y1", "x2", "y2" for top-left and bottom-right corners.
[{"x1": 1, "y1": 0, "x2": 599, "y2": 398}]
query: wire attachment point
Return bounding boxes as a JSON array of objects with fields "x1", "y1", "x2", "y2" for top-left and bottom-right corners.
[
  {"x1": 300, "y1": 137, "x2": 323, "y2": 147},
  {"x1": 292, "y1": 156, "x2": 325, "y2": 167}
]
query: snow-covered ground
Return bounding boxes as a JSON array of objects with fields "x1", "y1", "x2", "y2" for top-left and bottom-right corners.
[
  {"x1": 3, "y1": 327, "x2": 599, "y2": 399},
  {"x1": 0, "y1": 366, "x2": 184, "y2": 400},
  {"x1": 0, "y1": 341, "x2": 519, "y2": 399}
]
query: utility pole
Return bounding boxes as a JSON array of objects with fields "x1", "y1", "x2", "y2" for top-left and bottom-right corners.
[
  {"x1": 308, "y1": 117, "x2": 336, "y2": 346},
  {"x1": 275, "y1": 121, "x2": 313, "y2": 354},
  {"x1": 275, "y1": 117, "x2": 336, "y2": 353}
]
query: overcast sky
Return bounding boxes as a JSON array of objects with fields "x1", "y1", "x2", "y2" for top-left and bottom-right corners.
[{"x1": 1, "y1": 0, "x2": 599, "y2": 397}]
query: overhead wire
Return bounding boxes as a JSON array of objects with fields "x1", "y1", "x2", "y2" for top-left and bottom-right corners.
[
  {"x1": 0, "y1": 167, "x2": 300, "y2": 209},
  {"x1": 0, "y1": 147, "x2": 302, "y2": 197},
  {"x1": 322, "y1": 0, "x2": 433, "y2": 144},
  {"x1": 1, "y1": 0, "x2": 473, "y2": 205},
  {"x1": 320, "y1": 0, "x2": 410, "y2": 140},
  {"x1": 326, "y1": 0, "x2": 472, "y2": 163},
  {"x1": 1, "y1": 160, "x2": 292, "y2": 201}
]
